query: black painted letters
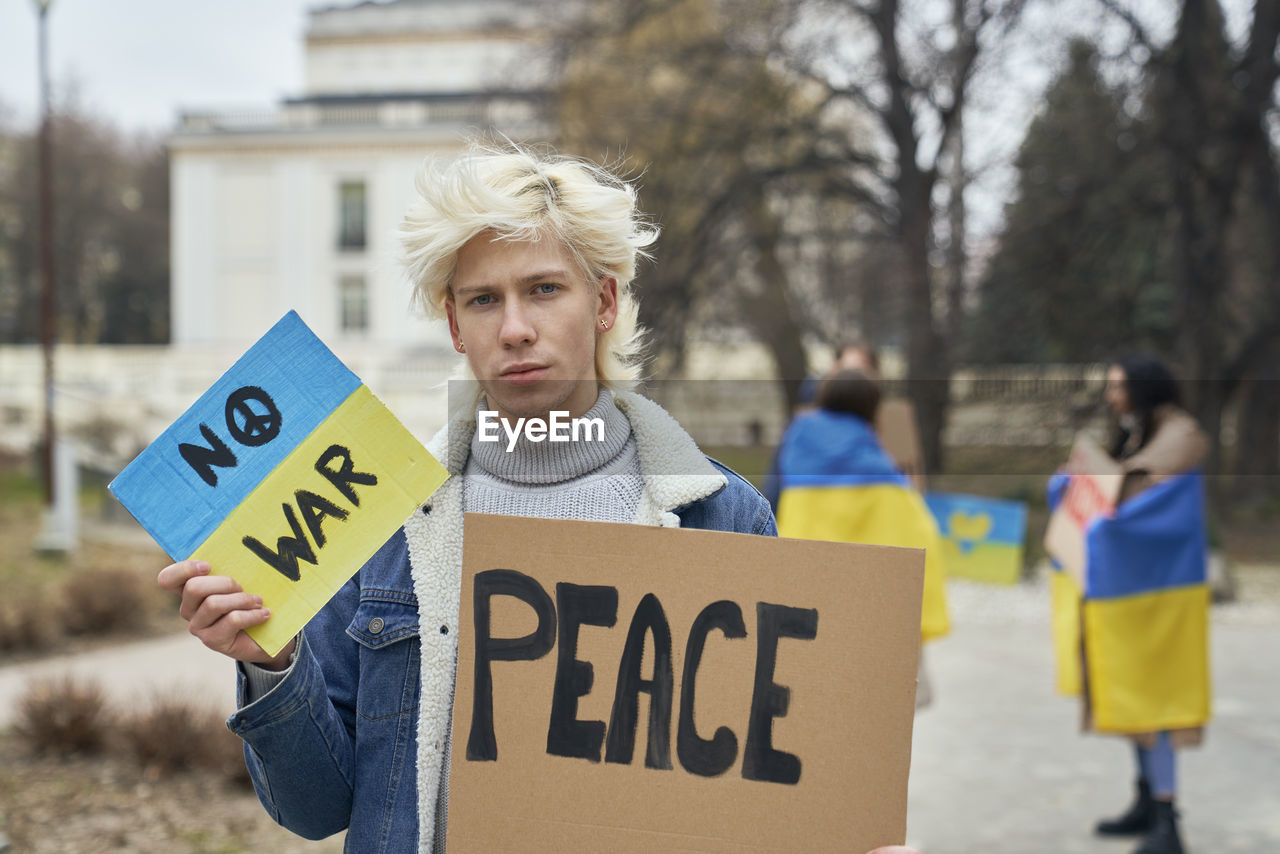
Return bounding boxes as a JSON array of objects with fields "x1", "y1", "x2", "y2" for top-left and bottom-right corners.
[
  {"x1": 677, "y1": 600, "x2": 747, "y2": 777},
  {"x1": 547, "y1": 583, "x2": 619, "y2": 762},
  {"x1": 467, "y1": 570, "x2": 557, "y2": 762},
  {"x1": 466, "y1": 580, "x2": 819, "y2": 786},
  {"x1": 742, "y1": 603, "x2": 819, "y2": 785},
  {"x1": 605, "y1": 593, "x2": 674, "y2": 769}
]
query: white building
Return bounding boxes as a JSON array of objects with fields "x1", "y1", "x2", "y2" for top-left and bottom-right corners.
[{"x1": 170, "y1": 0, "x2": 550, "y2": 352}]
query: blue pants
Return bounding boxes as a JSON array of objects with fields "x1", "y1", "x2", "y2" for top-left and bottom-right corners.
[{"x1": 1135, "y1": 731, "x2": 1177, "y2": 798}]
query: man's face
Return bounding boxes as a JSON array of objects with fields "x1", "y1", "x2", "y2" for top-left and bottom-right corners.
[{"x1": 446, "y1": 231, "x2": 617, "y2": 422}]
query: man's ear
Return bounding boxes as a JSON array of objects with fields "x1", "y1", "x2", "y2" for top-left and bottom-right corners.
[
  {"x1": 445, "y1": 299, "x2": 464, "y2": 351},
  {"x1": 597, "y1": 276, "x2": 619, "y2": 331}
]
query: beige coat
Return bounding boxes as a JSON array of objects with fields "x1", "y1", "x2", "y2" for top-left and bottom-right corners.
[{"x1": 1116, "y1": 404, "x2": 1209, "y2": 503}]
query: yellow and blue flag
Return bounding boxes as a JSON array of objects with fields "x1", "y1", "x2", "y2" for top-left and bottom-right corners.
[
  {"x1": 110, "y1": 311, "x2": 448, "y2": 656},
  {"x1": 775, "y1": 409, "x2": 949, "y2": 641},
  {"x1": 1047, "y1": 471, "x2": 1211, "y2": 733},
  {"x1": 924, "y1": 492, "x2": 1027, "y2": 585}
]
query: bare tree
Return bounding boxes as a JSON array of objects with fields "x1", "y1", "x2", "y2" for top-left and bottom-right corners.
[
  {"x1": 549, "y1": 0, "x2": 871, "y2": 412},
  {"x1": 1099, "y1": 0, "x2": 1280, "y2": 484},
  {"x1": 778, "y1": 0, "x2": 1029, "y2": 471},
  {"x1": 0, "y1": 103, "x2": 169, "y2": 345}
]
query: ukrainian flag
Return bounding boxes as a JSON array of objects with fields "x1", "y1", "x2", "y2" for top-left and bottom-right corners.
[
  {"x1": 1047, "y1": 471, "x2": 1211, "y2": 733},
  {"x1": 924, "y1": 492, "x2": 1027, "y2": 585},
  {"x1": 775, "y1": 409, "x2": 949, "y2": 641}
]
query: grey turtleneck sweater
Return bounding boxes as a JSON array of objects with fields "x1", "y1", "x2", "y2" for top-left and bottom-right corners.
[{"x1": 463, "y1": 388, "x2": 644, "y2": 523}]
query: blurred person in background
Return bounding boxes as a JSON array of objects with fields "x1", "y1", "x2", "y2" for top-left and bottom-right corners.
[
  {"x1": 834, "y1": 338, "x2": 881, "y2": 379},
  {"x1": 762, "y1": 338, "x2": 880, "y2": 513},
  {"x1": 1051, "y1": 353, "x2": 1210, "y2": 854},
  {"x1": 773, "y1": 369, "x2": 949, "y2": 708}
]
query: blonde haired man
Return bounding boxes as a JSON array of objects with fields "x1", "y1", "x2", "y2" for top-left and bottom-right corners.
[{"x1": 160, "y1": 145, "x2": 913, "y2": 854}]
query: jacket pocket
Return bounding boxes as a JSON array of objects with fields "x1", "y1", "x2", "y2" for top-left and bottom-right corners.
[{"x1": 346, "y1": 594, "x2": 420, "y2": 722}]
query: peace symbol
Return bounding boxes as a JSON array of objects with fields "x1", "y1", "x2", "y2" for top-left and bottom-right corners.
[{"x1": 225, "y1": 385, "x2": 282, "y2": 447}]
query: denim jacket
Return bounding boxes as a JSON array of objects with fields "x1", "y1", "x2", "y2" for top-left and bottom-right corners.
[{"x1": 225, "y1": 392, "x2": 776, "y2": 853}]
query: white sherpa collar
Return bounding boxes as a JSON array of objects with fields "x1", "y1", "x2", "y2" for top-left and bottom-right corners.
[{"x1": 612, "y1": 390, "x2": 727, "y2": 526}]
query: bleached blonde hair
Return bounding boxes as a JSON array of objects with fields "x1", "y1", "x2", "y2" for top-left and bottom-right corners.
[{"x1": 399, "y1": 142, "x2": 659, "y2": 389}]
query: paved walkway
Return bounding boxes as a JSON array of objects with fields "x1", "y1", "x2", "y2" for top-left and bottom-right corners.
[
  {"x1": 0, "y1": 631, "x2": 235, "y2": 731},
  {"x1": 2, "y1": 574, "x2": 1277, "y2": 853},
  {"x1": 907, "y1": 579, "x2": 1280, "y2": 853}
]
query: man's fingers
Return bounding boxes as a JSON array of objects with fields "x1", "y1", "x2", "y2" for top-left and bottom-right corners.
[
  {"x1": 223, "y1": 607, "x2": 272, "y2": 633},
  {"x1": 178, "y1": 575, "x2": 243, "y2": 621},
  {"x1": 160, "y1": 559, "x2": 277, "y2": 666},
  {"x1": 193, "y1": 607, "x2": 272, "y2": 657},
  {"x1": 157, "y1": 559, "x2": 210, "y2": 593},
  {"x1": 188, "y1": 591, "x2": 264, "y2": 633}
]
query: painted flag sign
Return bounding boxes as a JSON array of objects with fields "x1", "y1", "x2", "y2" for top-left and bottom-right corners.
[
  {"x1": 109, "y1": 311, "x2": 448, "y2": 656},
  {"x1": 924, "y1": 492, "x2": 1028, "y2": 585},
  {"x1": 1043, "y1": 434, "x2": 1124, "y2": 589}
]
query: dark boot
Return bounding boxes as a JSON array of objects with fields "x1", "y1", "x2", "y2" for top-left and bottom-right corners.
[
  {"x1": 1096, "y1": 780, "x2": 1156, "y2": 836},
  {"x1": 1133, "y1": 801, "x2": 1184, "y2": 854}
]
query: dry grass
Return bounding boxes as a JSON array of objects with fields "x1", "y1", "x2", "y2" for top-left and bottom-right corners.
[
  {"x1": 12, "y1": 674, "x2": 253, "y2": 785},
  {"x1": 0, "y1": 587, "x2": 64, "y2": 652},
  {"x1": 13, "y1": 676, "x2": 113, "y2": 756},
  {"x1": 61, "y1": 567, "x2": 151, "y2": 636},
  {"x1": 0, "y1": 464, "x2": 176, "y2": 658},
  {"x1": 121, "y1": 693, "x2": 251, "y2": 785},
  {"x1": 0, "y1": 730, "x2": 343, "y2": 854}
]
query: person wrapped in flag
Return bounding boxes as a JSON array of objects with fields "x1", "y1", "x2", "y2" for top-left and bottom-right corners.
[
  {"x1": 774, "y1": 369, "x2": 950, "y2": 705},
  {"x1": 1049, "y1": 353, "x2": 1210, "y2": 854}
]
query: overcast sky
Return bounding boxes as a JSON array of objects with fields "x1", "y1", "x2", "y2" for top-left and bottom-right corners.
[{"x1": 1, "y1": 0, "x2": 316, "y2": 134}]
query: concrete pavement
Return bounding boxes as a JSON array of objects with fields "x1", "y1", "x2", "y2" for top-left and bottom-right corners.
[{"x1": 907, "y1": 578, "x2": 1280, "y2": 853}]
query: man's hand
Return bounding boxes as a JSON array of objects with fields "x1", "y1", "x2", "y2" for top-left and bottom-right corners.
[{"x1": 157, "y1": 560, "x2": 295, "y2": 669}]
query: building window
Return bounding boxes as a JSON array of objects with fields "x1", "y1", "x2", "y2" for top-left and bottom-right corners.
[
  {"x1": 338, "y1": 181, "x2": 366, "y2": 251},
  {"x1": 340, "y1": 275, "x2": 369, "y2": 333}
]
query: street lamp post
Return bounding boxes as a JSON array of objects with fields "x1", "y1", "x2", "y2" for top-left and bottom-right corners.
[
  {"x1": 33, "y1": 0, "x2": 72, "y2": 552},
  {"x1": 36, "y1": 0, "x2": 56, "y2": 509}
]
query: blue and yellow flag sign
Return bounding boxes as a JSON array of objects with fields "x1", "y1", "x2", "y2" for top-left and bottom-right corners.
[
  {"x1": 1046, "y1": 472, "x2": 1211, "y2": 734},
  {"x1": 924, "y1": 492, "x2": 1027, "y2": 585},
  {"x1": 110, "y1": 311, "x2": 448, "y2": 656}
]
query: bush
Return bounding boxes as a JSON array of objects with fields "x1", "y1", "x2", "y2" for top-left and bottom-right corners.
[
  {"x1": 0, "y1": 588, "x2": 64, "y2": 652},
  {"x1": 61, "y1": 568, "x2": 147, "y2": 636},
  {"x1": 14, "y1": 676, "x2": 112, "y2": 756},
  {"x1": 121, "y1": 694, "x2": 250, "y2": 785}
]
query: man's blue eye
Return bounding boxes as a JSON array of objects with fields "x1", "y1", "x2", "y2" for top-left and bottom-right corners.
[
  {"x1": 536, "y1": 283, "x2": 559, "y2": 294},
  {"x1": 472, "y1": 294, "x2": 494, "y2": 306}
]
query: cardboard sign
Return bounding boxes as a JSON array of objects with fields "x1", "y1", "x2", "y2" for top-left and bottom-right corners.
[
  {"x1": 1043, "y1": 434, "x2": 1124, "y2": 589},
  {"x1": 925, "y1": 492, "x2": 1028, "y2": 585},
  {"x1": 876, "y1": 398, "x2": 925, "y2": 488},
  {"x1": 448, "y1": 513, "x2": 924, "y2": 854},
  {"x1": 109, "y1": 311, "x2": 447, "y2": 656}
]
